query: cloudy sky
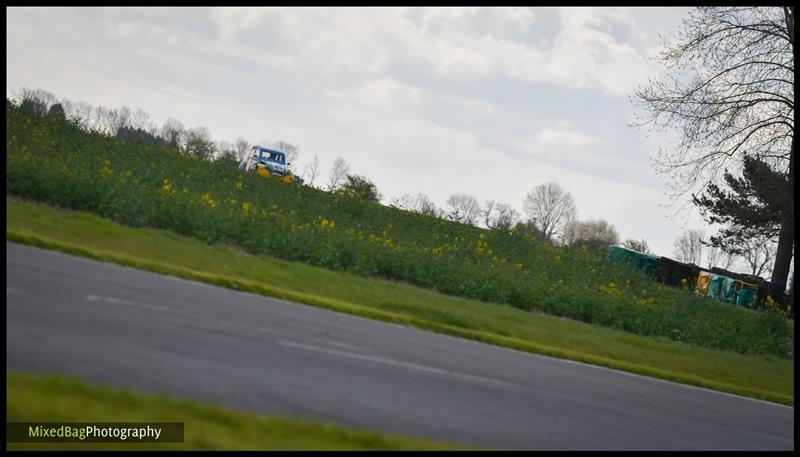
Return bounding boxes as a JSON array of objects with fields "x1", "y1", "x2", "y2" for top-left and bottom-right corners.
[{"x1": 7, "y1": 7, "x2": 712, "y2": 257}]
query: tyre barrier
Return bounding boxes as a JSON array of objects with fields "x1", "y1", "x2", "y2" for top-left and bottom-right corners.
[{"x1": 607, "y1": 244, "x2": 791, "y2": 316}]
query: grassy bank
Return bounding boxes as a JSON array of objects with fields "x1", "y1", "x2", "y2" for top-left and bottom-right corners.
[
  {"x1": 6, "y1": 196, "x2": 794, "y2": 405},
  {"x1": 6, "y1": 371, "x2": 467, "y2": 450},
  {"x1": 6, "y1": 103, "x2": 793, "y2": 358}
]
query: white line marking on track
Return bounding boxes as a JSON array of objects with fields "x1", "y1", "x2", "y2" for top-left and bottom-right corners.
[
  {"x1": 276, "y1": 339, "x2": 525, "y2": 391},
  {"x1": 84, "y1": 294, "x2": 194, "y2": 317},
  {"x1": 312, "y1": 338, "x2": 365, "y2": 352}
]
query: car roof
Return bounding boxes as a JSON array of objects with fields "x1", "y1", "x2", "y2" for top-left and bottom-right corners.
[{"x1": 257, "y1": 146, "x2": 285, "y2": 155}]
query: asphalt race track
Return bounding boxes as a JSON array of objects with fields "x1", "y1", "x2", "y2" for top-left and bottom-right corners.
[{"x1": 6, "y1": 242, "x2": 794, "y2": 450}]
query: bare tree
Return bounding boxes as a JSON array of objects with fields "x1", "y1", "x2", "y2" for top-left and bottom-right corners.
[
  {"x1": 704, "y1": 244, "x2": 737, "y2": 270},
  {"x1": 632, "y1": 7, "x2": 794, "y2": 286},
  {"x1": 93, "y1": 106, "x2": 113, "y2": 135},
  {"x1": 446, "y1": 194, "x2": 482, "y2": 225},
  {"x1": 234, "y1": 138, "x2": 250, "y2": 162},
  {"x1": 389, "y1": 193, "x2": 442, "y2": 217},
  {"x1": 15, "y1": 87, "x2": 56, "y2": 116},
  {"x1": 412, "y1": 193, "x2": 442, "y2": 218},
  {"x1": 522, "y1": 182, "x2": 577, "y2": 244},
  {"x1": 633, "y1": 7, "x2": 793, "y2": 196},
  {"x1": 563, "y1": 219, "x2": 620, "y2": 251},
  {"x1": 130, "y1": 108, "x2": 150, "y2": 130},
  {"x1": 161, "y1": 118, "x2": 186, "y2": 148},
  {"x1": 326, "y1": 156, "x2": 351, "y2": 191},
  {"x1": 673, "y1": 229, "x2": 706, "y2": 265},
  {"x1": 483, "y1": 200, "x2": 497, "y2": 228},
  {"x1": 494, "y1": 204, "x2": 520, "y2": 231},
  {"x1": 60, "y1": 99, "x2": 77, "y2": 123},
  {"x1": 674, "y1": 230, "x2": 742, "y2": 269},
  {"x1": 94, "y1": 106, "x2": 131, "y2": 136},
  {"x1": 484, "y1": 200, "x2": 520, "y2": 231},
  {"x1": 117, "y1": 106, "x2": 132, "y2": 133},
  {"x1": 147, "y1": 122, "x2": 162, "y2": 141},
  {"x1": 389, "y1": 193, "x2": 415, "y2": 211},
  {"x1": 62, "y1": 99, "x2": 95, "y2": 130},
  {"x1": 302, "y1": 154, "x2": 321, "y2": 188},
  {"x1": 621, "y1": 238, "x2": 652, "y2": 254},
  {"x1": 730, "y1": 234, "x2": 777, "y2": 277}
]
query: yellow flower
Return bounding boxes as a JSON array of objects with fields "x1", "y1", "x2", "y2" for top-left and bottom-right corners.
[
  {"x1": 765, "y1": 295, "x2": 792, "y2": 318},
  {"x1": 201, "y1": 192, "x2": 217, "y2": 207},
  {"x1": 598, "y1": 281, "x2": 620, "y2": 297}
]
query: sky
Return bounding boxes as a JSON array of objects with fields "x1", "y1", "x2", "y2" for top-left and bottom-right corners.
[{"x1": 7, "y1": 6, "x2": 717, "y2": 258}]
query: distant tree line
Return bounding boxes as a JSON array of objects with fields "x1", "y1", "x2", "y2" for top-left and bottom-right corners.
[{"x1": 10, "y1": 87, "x2": 301, "y2": 168}]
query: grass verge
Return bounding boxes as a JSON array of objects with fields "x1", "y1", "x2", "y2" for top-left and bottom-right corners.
[
  {"x1": 6, "y1": 195, "x2": 794, "y2": 406},
  {"x1": 6, "y1": 371, "x2": 467, "y2": 450}
]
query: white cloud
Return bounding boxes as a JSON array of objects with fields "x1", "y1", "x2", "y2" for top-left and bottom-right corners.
[
  {"x1": 416, "y1": 7, "x2": 537, "y2": 40},
  {"x1": 471, "y1": 8, "x2": 659, "y2": 96},
  {"x1": 326, "y1": 78, "x2": 422, "y2": 110},
  {"x1": 531, "y1": 120, "x2": 596, "y2": 148},
  {"x1": 112, "y1": 21, "x2": 144, "y2": 39},
  {"x1": 210, "y1": 7, "x2": 276, "y2": 38},
  {"x1": 209, "y1": 7, "x2": 395, "y2": 76},
  {"x1": 203, "y1": 7, "x2": 658, "y2": 96},
  {"x1": 513, "y1": 120, "x2": 602, "y2": 168}
]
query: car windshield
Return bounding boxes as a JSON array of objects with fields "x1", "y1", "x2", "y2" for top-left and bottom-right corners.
[{"x1": 257, "y1": 149, "x2": 284, "y2": 164}]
